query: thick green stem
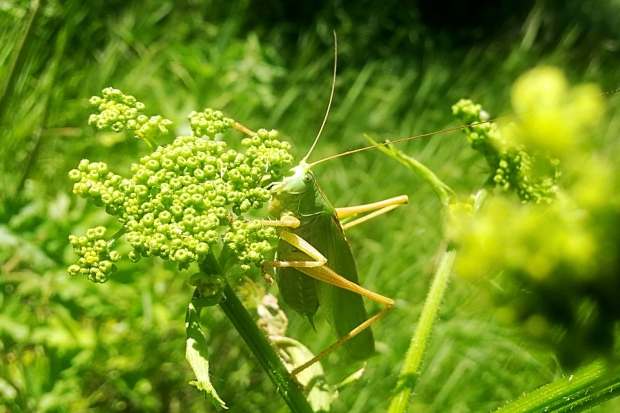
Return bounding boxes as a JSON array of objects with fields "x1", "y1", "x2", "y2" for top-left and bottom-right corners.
[
  {"x1": 387, "y1": 248, "x2": 457, "y2": 413},
  {"x1": 368, "y1": 133, "x2": 459, "y2": 412},
  {"x1": 199, "y1": 254, "x2": 313, "y2": 413}
]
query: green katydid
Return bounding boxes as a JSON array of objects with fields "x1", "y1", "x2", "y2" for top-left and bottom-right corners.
[
  {"x1": 230, "y1": 89, "x2": 511, "y2": 377},
  {"x1": 261, "y1": 163, "x2": 407, "y2": 376},
  {"x1": 231, "y1": 137, "x2": 407, "y2": 376},
  {"x1": 230, "y1": 37, "x2": 408, "y2": 376}
]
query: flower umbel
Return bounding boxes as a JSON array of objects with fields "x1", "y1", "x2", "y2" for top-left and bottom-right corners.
[
  {"x1": 67, "y1": 226, "x2": 121, "y2": 283},
  {"x1": 452, "y1": 68, "x2": 619, "y2": 369},
  {"x1": 69, "y1": 89, "x2": 294, "y2": 282}
]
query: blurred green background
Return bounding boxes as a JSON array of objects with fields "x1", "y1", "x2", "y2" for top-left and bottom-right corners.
[{"x1": 1, "y1": 0, "x2": 620, "y2": 412}]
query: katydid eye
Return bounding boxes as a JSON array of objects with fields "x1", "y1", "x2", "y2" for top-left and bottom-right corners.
[{"x1": 303, "y1": 173, "x2": 312, "y2": 182}]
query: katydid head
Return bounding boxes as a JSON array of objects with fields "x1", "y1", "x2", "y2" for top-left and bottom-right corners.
[
  {"x1": 268, "y1": 160, "x2": 329, "y2": 218},
  {"x1": 270, "y1": 161, "x2": 315, "y2": 195}
]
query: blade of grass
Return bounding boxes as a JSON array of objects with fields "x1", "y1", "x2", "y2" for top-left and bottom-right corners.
[
  {"x1": 0, "y1": 0, "x2": 41, "y2": 118},
  {"x1": 495, "y1": 360, "x2": 620, "y2": 413}
]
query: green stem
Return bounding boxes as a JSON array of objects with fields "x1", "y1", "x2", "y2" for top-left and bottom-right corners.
[
  {"x1": 200, "y1": 254, "x2": 314, "y2": 413},
  {"x1": 495, "y1": 360, "x2": 620, "y2": 413},
  {"x1": 387, "y1": 248, "x2": 457, "y2": 413},
  {"x1": 107, "y1": 228, "x2": 127, "y2": 248}
]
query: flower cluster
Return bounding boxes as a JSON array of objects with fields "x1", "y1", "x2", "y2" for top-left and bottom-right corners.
[
  {"x1": 452, "y1": 68, "x2": 620, "y2": 368},
  {"x1": 69, "y1": 89, "x2": 294, "y2": 282},
  {"x1": 88, "y1": 87, "x2": 173, "y2": 142},
  {"x1": 452, "y1": 99, "x2": 560, "y2": 204},
  {"x1": 67, "y1": 226, "x2": 121, "y2": 283}
]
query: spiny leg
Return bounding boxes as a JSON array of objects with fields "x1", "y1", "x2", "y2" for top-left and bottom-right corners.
[
  {"x1": 290, "y1": 264, "x2": 394, "y2": 376},
  {"x1": 335, "y1": 195, "x2": 408, "y2": 218},
  {"x1": 261, "y1": 214, "x2": 301, "y2": 229},
  {"x1": 336, "y1": 195, "x2": 408, "y2": 230}
]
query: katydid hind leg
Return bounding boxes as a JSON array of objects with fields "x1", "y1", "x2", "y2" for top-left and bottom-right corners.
[
  {"x1": 316, "y1": 277, "x2": 375, "y2": 361},
  {"x1": 267, "y1": 218, "x2": 395, "y2": 374},
  {"x1": 280, "y1": 260, "x2": 395, "y2": 377},
  {"x1": 291, "y1": 304, "x2": 392, "y2": 376},
  {"x1": 287, "y1": 261, "x2": 395, "y2": 376}
]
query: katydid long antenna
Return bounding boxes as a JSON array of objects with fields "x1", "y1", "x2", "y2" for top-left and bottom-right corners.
[
  {"x1": 308, "y1": 86, "x2": 620, "y2": 168},
  {"x1": 302, "y1": 31, "x2": 338, "y2": 164},
  {"x1": 307, "y1": 114, "x2": 517, "y2": 168}
]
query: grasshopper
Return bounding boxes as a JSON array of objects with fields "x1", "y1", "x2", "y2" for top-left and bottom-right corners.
[{"x1": 230, "y1": 146, "x2": 407, "y2": 376}]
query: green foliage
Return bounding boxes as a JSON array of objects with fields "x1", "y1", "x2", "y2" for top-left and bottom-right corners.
[
  {"x1": 2, "y1": 1, "x2": 620, "y2": 412},
  {"x1": 0, "y1": 187, "x2": 200, "y2": 413}
]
